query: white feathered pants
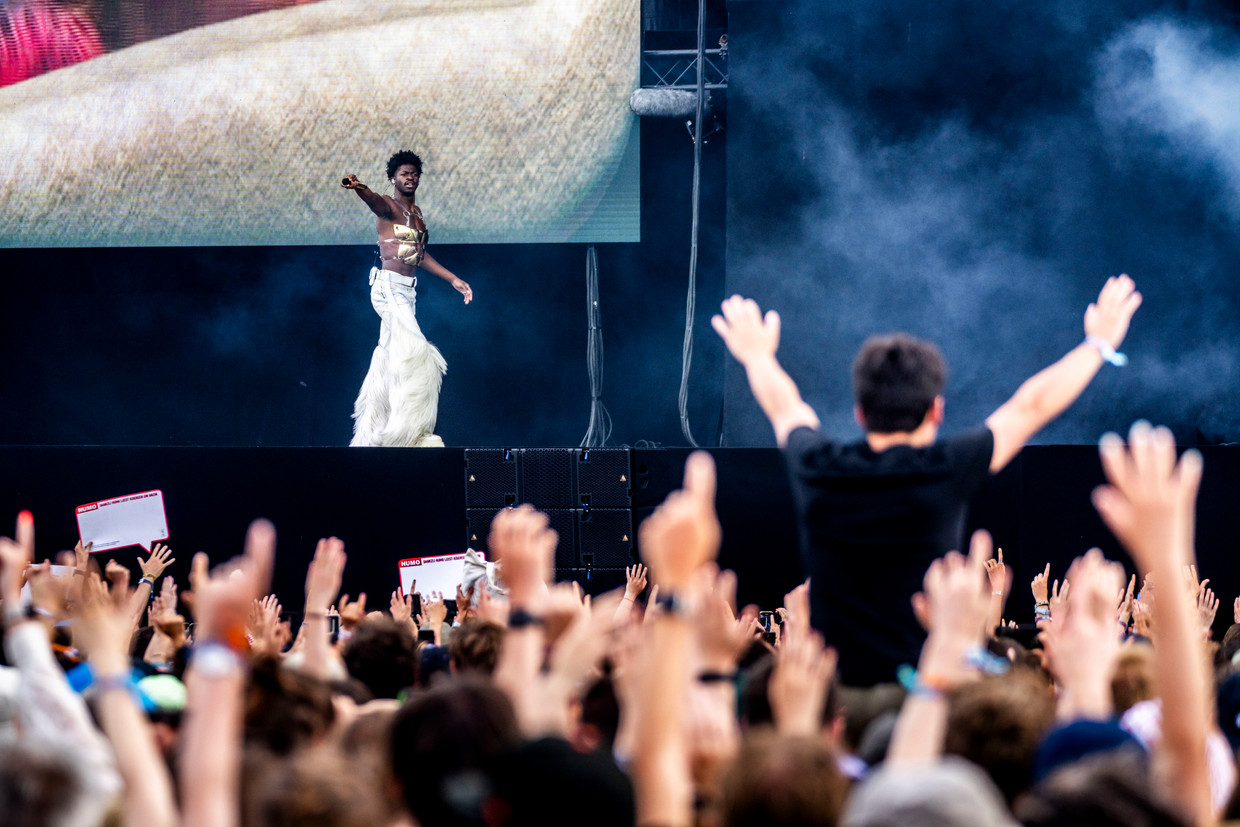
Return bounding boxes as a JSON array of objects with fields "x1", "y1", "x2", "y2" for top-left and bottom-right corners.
[{"x1": 350, "y1": 268, "x2": 447, "y2": 447}]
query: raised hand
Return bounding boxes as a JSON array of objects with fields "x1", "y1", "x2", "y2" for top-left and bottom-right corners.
[
  {"x1": 1043, "y1": 549, "x2": 1126, "y2": 717},
  {"x1": 769, "y1": 623, "x2": 837, "y2": 737},
  {"x1": 1031, "y1": 563, "x2": 1050, "y2": 605},
  {"x1": 1049, "y1": 578, "x2": 1070, "y2": 622},
  {"x1": 249, "y1": 594, "x2": 284, "y2": 655},
  {"x1": 192, "y1": 520, "x2": 276, "y2": 647},
  {"x1": 711, "y1": 295, "x2": 781, "y2": 367},
  {"x1": 638, "y1": 451, "x2": 721, "y2": 589},
  {"x1": 1197, "y1": 584, "x2": 1219, "y2": 639},
  {"x1": 74, "y1": 539, "x2": 94, "y2": 572},
  {"x1": 625, "y1": 563, "x2": 648, "y2": 600},
  {"x1": 488, "y1": 505, "x2": 556, "y2": 606},
  {"x1": 1093, "y1": 422, "x2": 1201, "y2": 571},
  {"x1": 985, "y1": 548, "x2": 1007, "y2": 595},
  {"x1": 304, "y1": 537, "x2": 346, "y2": 616},
  {"x1": 0, "y1": 511, "x2": 35, "y2": 603},
  {"x1": 1116, "y1": 573, "x2": 1137, "y2": 628},
  {"x1": 337, "y1": 593, "x2": 367, "y2": 633},
  {"x1": 105, "y1": 559, "x2": 132, "y2": 594},
  {"x1": 1083, "y1": 274, "x2": 1142, "y2": 350},
  {"x1": 140, "y1": 543, "x2": 176, "y2": 580},
  {"x1": 690, "y1": 567, "x2": 759, "y2": 672},
  {"x1": 917, "y1": 530, "x2": 994, "y2": 684},
  {"x1": 340, "y1": 173, "x2": 365, "y2": 190},
  {"x1": 390, "y1": 588, "x2": 414, "y2": 626},
  {"x1": 782, "y1": 580, "x2": 811, "y2": 634}
]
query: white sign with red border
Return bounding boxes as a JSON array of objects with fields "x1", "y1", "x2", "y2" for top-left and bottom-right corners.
[
  {"x1": 75, "y1": 489, "x2": 169, "y2": 552},
  {"x1": 398, "y1": 550, "x2": 479, "y2": 598}
]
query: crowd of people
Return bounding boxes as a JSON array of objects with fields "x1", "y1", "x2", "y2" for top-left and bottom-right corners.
[
  {"x1": 0, "y1": 425, "x2": 1235, "y2": 827},
  {"x1": 3, "y1": 274, "x2": 1238, "y2": 826}
]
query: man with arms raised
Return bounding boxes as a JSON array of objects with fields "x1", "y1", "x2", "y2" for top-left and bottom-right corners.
[{"x1": 712, "y1": 276, "x2": 1141, "y2": 686}]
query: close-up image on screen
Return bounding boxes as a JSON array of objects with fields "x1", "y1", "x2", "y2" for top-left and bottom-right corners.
[{"x1": 0, "y1": 0, "x2": 640, "y2": 246}]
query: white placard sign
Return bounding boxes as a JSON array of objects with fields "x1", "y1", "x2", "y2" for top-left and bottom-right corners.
[
  {"x1": 398, "y1": 551, "x2": 480, "y2": 598},
  {"x1": 75, "y1": 490, "x2": 169, "y2": 552}
]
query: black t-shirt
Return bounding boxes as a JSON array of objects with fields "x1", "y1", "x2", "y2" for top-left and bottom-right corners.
[{"x1": 783, "y1": 425, "x2": 995, "y2": 687}]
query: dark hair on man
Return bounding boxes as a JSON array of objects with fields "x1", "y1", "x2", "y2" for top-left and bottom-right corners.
[
  {"x1": 341, "y1": 618, "x2": 418, "y2": 699},
  {"x1": 719, "y1": 729, "x2": 848, "y2": 827},
  {"x1": 386, "y1": 150, "x2": 423, "y2": 179},
  {"x1": 448, "y1": 620, "x2": 505, "y2": 676},
  {"x1": 1016, "y1": 748, "x2": 1189, "y2": 827},
  {"x1": 244, "y1": 657, "x2": 335, "y2": 756},
  {"x1": 390, "y1": 676, "x2": 520, "y2": 827},
  {"x1": 944, "y1": 671, "x2": 1056, "y2": 805},
  {"x1": 851, "y1": 333, "x2": 947, "y2": 433}
]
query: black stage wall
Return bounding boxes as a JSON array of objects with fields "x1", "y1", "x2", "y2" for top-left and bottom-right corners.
[{"x1": 3, "y1": 444, "x2": 1238, "y2": 637}]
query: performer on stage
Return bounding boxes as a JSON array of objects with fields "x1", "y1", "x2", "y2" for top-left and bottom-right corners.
[{"x1": 342, "y1": 150, "x2": 472, "y2": 447}]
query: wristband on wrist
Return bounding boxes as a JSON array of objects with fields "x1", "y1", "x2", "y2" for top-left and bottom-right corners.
[
  {"x1": 191, "y1": 641, "x2": 247, "y2": 677},
  {"x1": 697, "y1": 670, "x2": 739, "y2": 684},
  {"x1": 654, "y1": 590, "x2": 693, "y2": 617},
  {"x1": 897, "y1": 666, "x2": 952, "y2": 699},
  {"x1": 93, "y1": 670, "x2": 138, "y2": 697},
  {"x1": 1084, "y1": 335, "x2": 1128, "y2": 367},
  {"x1": 137, "y1": 576, "x2": 155, "y2": 590},
  {"x1": 508, "y1": 608, "x2": 546, "y2": 630}
]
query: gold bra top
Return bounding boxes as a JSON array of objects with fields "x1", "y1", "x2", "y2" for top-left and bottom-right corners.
[{"x1": 381, "y1": 223, "x2": 428, "y2": 267}]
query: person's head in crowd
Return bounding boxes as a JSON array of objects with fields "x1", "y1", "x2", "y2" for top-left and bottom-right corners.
[
  {"x1": 244, "y1": 656, "x2": 335, "y2": 756},
  {"x1": 742, "y1": 653, "x2": 845, "y2": 743},
  {"x1": 719, "y1": 729, "x2": 843, "y2": 827},
  {"x1": 253, "y1": 748, "x2": 387, "y2": 827},
  {"x1": 1112, "y1": 641, "x2": 1155, "y2": 716},
  {"x1": 390, "y1": 675, "x2": 520, "y2": 827},
  {"x1": 1219, "y1": 623, "x2": 1240, "y2": 666},
  {"x1": 0, "y1": 741, "x2": 106, "y2": 827},
  {"x1": 851, "y1": 333, "x2": 946, "y2": 434},
  {"x1": 1017, "y1": 747, "x2": 1187, "y2": 826},
  {"x1": 491, "y1": 735, "x2": 636, "y2": 827},
  {"x1": 138, "y1": 673, "x2": 186, "y2": 759},
  {"x1": 571, "y1": 673, "x2": 621, "y2": 755},
  {"x1": 448, "y1": 620, "x2": 505, "y2": 676},
  {"x1": 944, "y1": 671, "x2": 1056, "y2": 805},
  {"x1": 719, "y1": 729, "x2": 848, "y2": 827},
  {"x1": 838, "y1": 684, "x2": 906, "y2": 757},
  {"x1": 341, "y1": 617, "x2": 418, "y2": 699},
  {"x1": 843, "y1": 756, "x2": 1019, "y2": 827}
]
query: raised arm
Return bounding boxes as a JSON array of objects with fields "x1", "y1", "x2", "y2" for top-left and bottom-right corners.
[
  {"x1": 712, "y1": 296, "x2": 820, "y2": 447},
  {"x1": 341, "y1": 174, "x2": 394, "y2": 219},
  {"x1": 985, "y1": 275, "x2": 1142, "y2": 472}
]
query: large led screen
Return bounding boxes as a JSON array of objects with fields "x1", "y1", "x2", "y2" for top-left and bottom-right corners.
[{"x1": 0, "y1": 0, "x2": 640, "y2": 246}]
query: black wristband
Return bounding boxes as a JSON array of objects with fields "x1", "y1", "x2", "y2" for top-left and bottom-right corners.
[
  {"x1": 655, "y1": 590, "x2": 692, "y2": 617},
  {"x1": 508, "y1": 609, "x2": 545, "y2": 630},
  {"x1": 697, "y1": 670, "x2": 739, "y2": 684}
]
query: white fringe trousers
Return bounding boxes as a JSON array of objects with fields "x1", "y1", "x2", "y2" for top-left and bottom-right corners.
[{"x1": 350, "y1": 268, "x2": 447, "y2": 447}]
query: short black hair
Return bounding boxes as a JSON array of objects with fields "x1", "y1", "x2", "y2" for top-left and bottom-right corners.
[
  {"x1": 386, "y1": 150, "x2": 423, "y2": 179},
  {"x1": 851, "y1": 333, "x2": 947, "y2": 433}
]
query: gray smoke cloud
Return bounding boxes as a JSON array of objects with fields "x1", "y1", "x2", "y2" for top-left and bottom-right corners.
[{"x1": 725, "y1": 1, "x2": 1240, "y2": 445}]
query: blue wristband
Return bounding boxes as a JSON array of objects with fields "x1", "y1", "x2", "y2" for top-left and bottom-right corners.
[{"x1": 1085, "y1": 335, "x2": 1128, "y2": 367}]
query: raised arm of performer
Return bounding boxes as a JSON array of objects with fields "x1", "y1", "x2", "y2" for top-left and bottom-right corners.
[
  {"x1": 984, "y1": 274, "x2": 1142, "y2": 472},
  {"x1": 341, "y1": 173, "x2": 394, "y2": 219},
  {"x1": 711, "y1": 296, "x2": 820, "y2": 447}
]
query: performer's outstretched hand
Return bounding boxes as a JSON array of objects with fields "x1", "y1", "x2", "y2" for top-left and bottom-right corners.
[
  {"x1": 453, "y1": 277, "x2": 473, "y2": 304},
  {"x1": 340, "y1": 174, "x2": 366, "y2": 190}
]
